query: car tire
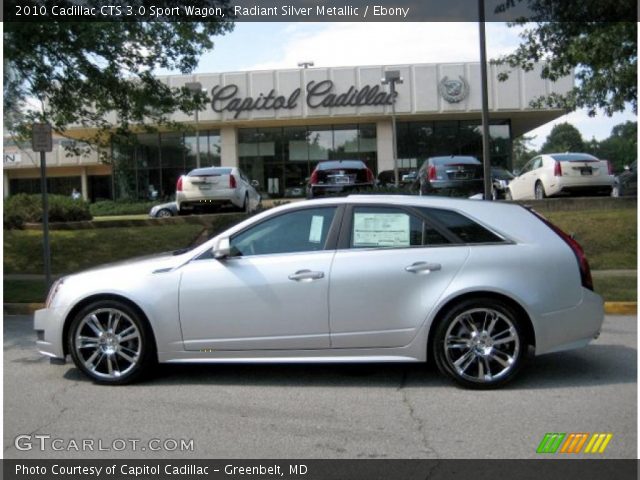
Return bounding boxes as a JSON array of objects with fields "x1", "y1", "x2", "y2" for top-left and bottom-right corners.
[
  {"x1": 68, "y1": 300, "x2": 156, "y2": 385},
  {"x1": 432, "y1": 297, "x2": 527, "y2": 389},
  {"x1": 157, "y1": 209, "x2": 173, "y2": 218},
  {"x1": 611, "y1": 185, "x2": 620, "y2": 197},
  {"x1": 505, "y1": 189, "x2": 513, "y2": 201},
  {"x1": 534, "y1": 182, "x2": 546, "y2": 200}
]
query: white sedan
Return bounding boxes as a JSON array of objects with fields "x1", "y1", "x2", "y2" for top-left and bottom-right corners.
[
  {"x1": 35, "y1": 195, "x2": 604, "y2": 389},
  {"x1": 176, "y1": 166, "x2": 261, "y2": 213},
  {"x1": 507, "y1": 153, "x2": 614, "y2": 200}
]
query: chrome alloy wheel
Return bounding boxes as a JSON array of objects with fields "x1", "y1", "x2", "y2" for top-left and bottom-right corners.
[
  {"x1": 443, "y1": 308, "x2": 520, "y2": 383},
  {"x1": 74, "y1": 308, "x2": 142, "y2": 379}
]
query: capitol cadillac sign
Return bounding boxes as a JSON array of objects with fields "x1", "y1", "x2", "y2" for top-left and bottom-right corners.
[{"x1": 209, "y1": 80, "x2": 398, "y2": 118}]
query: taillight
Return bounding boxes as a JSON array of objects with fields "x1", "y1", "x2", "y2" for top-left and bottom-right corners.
[
  {"x1": 607, "y1": 161, "x2": 614, "y2": 175},
  {"x1": 554, "y1": 161, "x2": 562, "y2": 177},
  {"x1": 176, "y1": 176, "x2": 183, "y2": 192},
  {"x1": 530, "y1": 209, "x2": 593, "y2": 290},
  {"x1": 366, "y1": 168, "x2": 374, "y2": 183},
  {"x1": 309, "y1": 170, "x2": 319, "y2": 185},
  {"x1": 229, "y1": 175, "x2": 237, "y2": 188},
  {"x1": 428, "y1": 165, "x2": 437, "y2": 181}
]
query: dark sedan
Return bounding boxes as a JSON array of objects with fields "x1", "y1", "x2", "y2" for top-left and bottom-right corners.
[
  {"x1": 307, "y1": 160, "x2": 375, "y2": 198},
  {"x1": 417, "y1": 156, "x2": 483, "y2": 196}
]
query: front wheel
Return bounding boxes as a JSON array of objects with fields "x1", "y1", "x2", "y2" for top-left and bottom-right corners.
[
  {"x1": 68, "y1": 300, "x2": 156, "y2": 385},
  {"x1": 433, "y1": 298, "x2": 527, "y2": 389}
]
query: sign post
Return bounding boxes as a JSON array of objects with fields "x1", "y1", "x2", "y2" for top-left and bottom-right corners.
[{"x1": 32, "y1": 123, "x2": 53, "y2": 289}]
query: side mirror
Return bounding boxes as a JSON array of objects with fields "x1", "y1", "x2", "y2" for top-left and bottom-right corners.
[
  {"x1": 212, "y1": 236, "x2": 231, "y2": 260},
  {"x1": 250, "y1": 180, "x2": 260, "y2": 188},
  {"x1": 624, "y1": 165, "x2": 631, "y2": 171}
]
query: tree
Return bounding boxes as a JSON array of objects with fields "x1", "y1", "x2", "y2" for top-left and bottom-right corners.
[
  {"x1": 4, "y1": 15, "x2": 234, "y2": 154},
  {"x1": 594, "y1": 121, "x2": 637, "y2": 172},
  {"x1": 511, "y1": 134, "x2": 537, "y2": 171},
  {"x1": 540, "y1": 123, "x2": 584, "y2": 153},
  {"x1": 493, "y1": 2, "x2": 637, "y2": 116}
]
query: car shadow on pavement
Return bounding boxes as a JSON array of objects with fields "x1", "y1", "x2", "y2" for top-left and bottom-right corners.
[{"x1": 56, "y1": 344, "x2": 637, "y2": 390}]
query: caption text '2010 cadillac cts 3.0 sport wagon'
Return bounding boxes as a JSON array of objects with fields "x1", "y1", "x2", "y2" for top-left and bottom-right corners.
[{"x1": 35, "y1": 195, "x2": 604, "y2": 389}]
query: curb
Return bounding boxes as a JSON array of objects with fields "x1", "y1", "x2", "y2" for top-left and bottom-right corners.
[
  {"x1": 604, "y1": 302, "x2": 637, "y2": 315},
  {"x1": 4, "y1": 302, "x2": 637, "y2": 316}
]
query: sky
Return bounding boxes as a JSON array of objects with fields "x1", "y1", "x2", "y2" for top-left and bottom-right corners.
[{"x1": 157, "y1": 22, "x2": 636, "y2": 150}]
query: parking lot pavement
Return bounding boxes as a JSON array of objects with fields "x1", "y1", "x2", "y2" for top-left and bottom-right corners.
[{"x1": 3, "y1": 315, "x2": 636, "y2": 459}]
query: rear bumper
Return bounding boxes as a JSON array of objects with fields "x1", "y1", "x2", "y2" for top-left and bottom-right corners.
[
  {"x1": 548, "y1": 176, "x2": 614, "y2": 195},
  {"x1": 34, "y1": 306, "x2": 67, "y2": 362},
  {"x1": 534, "y1": 288, "x2": 605, "y2": 355},
  {"x1": 425, "y1": 179, "x2": 483, "y2": 193},
  {"x1": 309, "y1": 183, "x2": 374, "y2": 196},
  {"x1": 177, "y1": 189, "x2": 242, "y2": 209}
]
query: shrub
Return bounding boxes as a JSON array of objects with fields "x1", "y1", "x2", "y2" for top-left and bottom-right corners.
[
  {"x1": 89, "y1": 200, "x2": 157, "y2": 217},
  {"x1": 3, "y1": 194, "x2": 92, "y2": 229}
]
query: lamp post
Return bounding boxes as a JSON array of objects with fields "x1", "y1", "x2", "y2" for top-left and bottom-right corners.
[
  {"x1": 185, "y1": 81, "x2": 203, "y2": 168},
  {"x1": 478, "y1": 0, "x2": 493, "y2": 200},
  {"x1": 381, "y1": 70, "x2": 403, "y2": 187},
  {"x1": 297, "y1": 61, "x2": 314, "y2": 69}
]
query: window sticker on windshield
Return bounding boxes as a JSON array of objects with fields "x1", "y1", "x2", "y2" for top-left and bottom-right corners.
[
  {"x1": 309, "y1": 215, "x2": 324, "y2": 243},
  {"x1": 353, "y1": 213, "x2": 410, "y2": 247}
]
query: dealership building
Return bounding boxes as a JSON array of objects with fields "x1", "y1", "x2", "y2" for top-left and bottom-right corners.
[{"x1": 3, "y1": 62, "x2": 572, "y2": 201}]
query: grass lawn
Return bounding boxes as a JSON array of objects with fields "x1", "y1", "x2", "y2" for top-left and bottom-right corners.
[
  {"x1": 4, "y1": 224, "x2": 204, "y2": 275},
  {"x1": 593, "y1": 275, "x2": 637, "y2": 302},
  {"x1": 543, "y1": 208, "x2": 636, "y2": 270},
  {"x1": 4, "y1": 279, "x2": 48, "y2": 303}
]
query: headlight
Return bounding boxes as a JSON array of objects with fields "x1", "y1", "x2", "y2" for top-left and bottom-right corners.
[{"x1": 45, "y1": 277, "x2": 65, "y2": 308}]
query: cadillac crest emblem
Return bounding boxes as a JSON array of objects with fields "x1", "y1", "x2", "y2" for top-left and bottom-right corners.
[{"x1": 439, "y1": 76, "x2": 469, "y2": 103}]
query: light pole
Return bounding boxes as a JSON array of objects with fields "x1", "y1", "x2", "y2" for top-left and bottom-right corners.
[
  {"x1": 185, "y1": 81, "x2": 203, "y2": 168},
  {"x1": 297, "y1": 61, "x2": 314, "y2": 69},
  {"x1": 381, "y1": 70, "x2": 403, "y2": 187},
  {"x1": 478, "y1": 0, "x2": 493, "y2": 200}
]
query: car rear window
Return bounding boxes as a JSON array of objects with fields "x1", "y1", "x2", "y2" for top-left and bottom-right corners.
[
  {"x1": 317, "y1": 161, "x2": 365, "y2": 170},
  {"x1": 431, "y1": 156, "x2": 481, "y2": 166},
  {"x1": 188, "y1": 168, "x2": 232, "y2": 176},
  {"x1": 420, "y1": 208, "x2": 504, "y2": 244},
  {"x1": 549, "y1": 154, "x2": 599, "y2": 162}
]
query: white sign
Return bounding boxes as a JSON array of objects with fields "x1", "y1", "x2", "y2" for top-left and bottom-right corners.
[
  {"x1": 308, "y1": 215, "x2": 324, "y2": 244},
  {"x1": 353, "y1": 213, "x2": 410, "y2": 247},
  {"x1": 3, "y1": 152, "x2": 21, "y2": 164},
  {"x1": 32, "y1": 123, "x2": 53, "y2": 152}
]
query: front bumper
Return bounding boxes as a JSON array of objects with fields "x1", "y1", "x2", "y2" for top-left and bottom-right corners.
[
  {"x1": 34, "y1": 306, "x2": 67, "y2": 363},
  {"x1": 534, "y1": 288, "x2": 605, "y2": 355}
]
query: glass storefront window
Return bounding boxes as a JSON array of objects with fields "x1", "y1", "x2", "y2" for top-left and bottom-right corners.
[
  {"x1": 308, "y1": 127, "x2": 332, "y2": 161},
  {"x1": 333, "y1": 125, "x2": 359, "y2": 158}
]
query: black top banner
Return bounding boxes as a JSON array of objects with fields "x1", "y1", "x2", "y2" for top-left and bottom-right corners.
[{"x1": 2, "y1": 0, "x2": 638, "y2": 22}]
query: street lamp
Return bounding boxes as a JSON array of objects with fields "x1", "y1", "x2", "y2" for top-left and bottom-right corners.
[
  {"x1": 185, "y1": 81, "x2": 203, "y2": 168},
  {"x1": 478, "y1": 0, "x2": 493, "y2": 200},
  {"x1": 297, "y1": 61, "x2": 314, "y2": 69},
  {"x1": 381, "y1": 70, "x2": 403, "y2": 187}
]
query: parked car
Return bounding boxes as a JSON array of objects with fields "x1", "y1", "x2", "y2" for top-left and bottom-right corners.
[
  {"x1": 506, "y1": 153, "x2": 614, "y2": 200},
  {"x1": 307, "y1": 160, "x2": 375, "y2": 198},
  {"x1": 417, "y1": 156, "x2": 483, "y2": 196},
  {"x1": 35, "y1": 195, "x2": 603, "y2": 389},
  {"x1": 149, "y1": 201, "x2": 178, "y2": 218},
  {"x1": 176, "y1": 167, "x2": 261, "y2": 213},
  {"x1": 491, "y1": 166, "x2": 515, "y2": 200},
  {"x1": 612, "y1": 161, "x2": 637, "y2": 197}
]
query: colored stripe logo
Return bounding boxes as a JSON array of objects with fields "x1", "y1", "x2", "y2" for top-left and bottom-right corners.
[{"x1": 537, "y1": 433, "x2": 613, "y2": 454}]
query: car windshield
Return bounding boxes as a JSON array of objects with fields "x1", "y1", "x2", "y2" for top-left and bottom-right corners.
[{"x1": 492, "y1": 168, "x2": 514, "y2": 179}]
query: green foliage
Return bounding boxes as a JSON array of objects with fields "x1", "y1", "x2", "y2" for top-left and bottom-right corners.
[
  {"x1": 591, "y1": 121, "x2": 637, "y2": 172},
  {"x1": 4, "y1": 194, "x2": 92, "y2": 229},
  {"x1": 494, "y1": 15, "x2": 637, "y2": 116},
  {"x1": 4, "y1": 17, "x2": 235, "y2": 153},
  {"x1": 89, "y1": 200, "x2": 157, "y2": 217},
  {"x1": 540, "y1": 123, "x2": 585, "y2": 153},
  {"x1": 511, "y1": 135, "x2": 538, "y2": 171}
]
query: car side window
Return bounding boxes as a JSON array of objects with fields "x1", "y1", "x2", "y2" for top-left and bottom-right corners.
[
  {"x1": 520, "y1": 160, "x2": 533, "y2": 174},
  {"x1": 350, "y1": 207, "x2": 449, "y2": 249},
  {"x1": 532, "y1": 158, "x2": 543, "y2": 170},
  {"x1": 420, "y1": 208, "x2": 504, "y2": 244},
  {"x1": 230, "y1": 207, "x2": 336, "y2": 257}
]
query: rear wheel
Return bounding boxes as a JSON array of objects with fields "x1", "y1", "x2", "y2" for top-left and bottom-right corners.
[
  {"x1": 534, "y1": 182, "x2": 546, "y2": 200},
  {"x1": 68, "y1": 300, "x2": 156, "y2": 385},
  {"x1": 433, "y1": 298, "x2": 526, "y2": 389},
  {"x1": 157, "y1": 208, "x2": 172, "y2": 218}
]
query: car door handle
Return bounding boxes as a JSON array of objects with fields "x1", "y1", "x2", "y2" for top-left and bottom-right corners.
[
  {"x1": 405, "y1": 262, "x2": 441, "y2": 274},
  {"x1": 288, "y1": 270, "x2": 325, "y2": 282}
]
